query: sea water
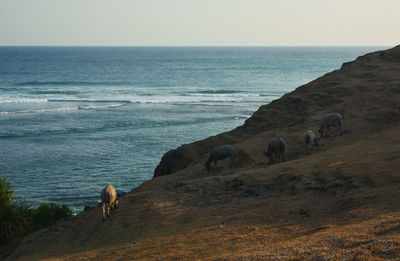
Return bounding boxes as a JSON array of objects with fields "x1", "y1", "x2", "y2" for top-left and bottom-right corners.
[{"x1": 0, "y1": 46, "x2": 384, "y2": 211}]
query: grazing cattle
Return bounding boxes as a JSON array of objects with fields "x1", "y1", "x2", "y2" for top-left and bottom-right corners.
[
  {"x1": 100, "y1": 184, "x2": 119, "y2": 221},
  {"x1": 205, "y1": 145, "x2": 234, "y2": 171},
  {"x1": 264, "y1": 138, "x2": 286, "y2": 164},
  {"x1": 319, "y1": 113, "x2": 342, "y2": 137},
  {"x1": 304, "y1": 130, "x2": 319, "y2": 154}
]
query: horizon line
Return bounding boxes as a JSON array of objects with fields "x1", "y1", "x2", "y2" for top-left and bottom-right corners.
[{"x1": 0, "y1": 44, "x2": 392, "y2": 48}]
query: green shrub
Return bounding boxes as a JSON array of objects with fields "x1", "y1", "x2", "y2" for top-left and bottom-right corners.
[
  {"x1": 0, "y1": 177, "x2": 72, "y2": 243},
  {"x1": 0, "y1": 177, "x2": 14, "y2": 207},
  {"x1": 0, "y1": 177, "x2": 30, "y2": 242},
  {"x1": 31, "y1": 203, "x2": 72, "y2": 228}
]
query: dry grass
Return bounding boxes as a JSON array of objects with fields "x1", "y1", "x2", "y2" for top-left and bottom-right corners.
[{"x1": 40, "y1": 211, "x2": 400, "y2": 260}]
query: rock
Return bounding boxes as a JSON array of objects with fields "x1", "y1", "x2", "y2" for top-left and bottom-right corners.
[{"x1": 153, "y1": 145, "x2": 197, "y2": 177}]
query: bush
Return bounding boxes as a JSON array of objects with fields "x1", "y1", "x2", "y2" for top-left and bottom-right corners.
[
  {"x1": 0, "y1": 177, "x2": 14, "y2": 207},
  {"x1": 0, "y1": 177, "x2": 72, "y2": 243},
  {"x1": 0, "y1": 177, "x2": 30, "y2": 242},
  {"x1": 31, "y1": 203, "x2": 72, "y2": 229}
]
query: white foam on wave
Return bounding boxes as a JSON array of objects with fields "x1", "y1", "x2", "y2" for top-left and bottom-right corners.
[
  {"x1": 1, "y1": 103, "x2": 127, "y2": 115},
  {"x1": 77, "y1": 103, "x2": 127, "y2": 110},
  {"x1": 0, "y1": 92, "x2": 263, "y2": 115},
  {"x1": 185, "y1": 93, "x2": 260, "y2": 98},
  {"x1": 124, "y1": 93, "x2": 261, "y2": 104},
  {"x1": 0, "y1": 98, "x2": 48, "y2": 104},
  {"x1": 0, "y1": 90, "x2": 263, "y2": 106},
  {"x1": 50, "y1": 97, "x2": 246, "y2": 104},
  {"x1": 47, "y1": 95, "x2": 243, "y2": 104},
  {"x1": 0, "y1": 107, "x2": 77, "y2": 115}
]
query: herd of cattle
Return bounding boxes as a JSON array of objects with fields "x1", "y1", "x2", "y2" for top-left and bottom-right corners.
[{"x1": 100, "y1": 112, "x2": 343, "y2": 221}]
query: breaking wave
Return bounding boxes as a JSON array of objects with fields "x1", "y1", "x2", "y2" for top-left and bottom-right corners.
[
  {"x1": 31, "y1": 90, "x2": 81, "y2": 95},
  {"x1": 0, "y1": 107, "x2": 77, "y2": 115},
  {"x1": 0, "y1": 98, "x2": 48, "y2": 104},
  {"x1": 12, "y1": 81, "x2": 132, "y2": 87},
  {"x1": 185, "y1": 92, "x2": 260, "y2": 98},
  {"x1": 195, "y1": 89, "x2": 243, "y2": 94},
  {"x1": 0, "y1": 91, "x2": 266, "y2": 115},
  {"x1": 0, "y1": 103, "x2": 127, "y2": 115}
]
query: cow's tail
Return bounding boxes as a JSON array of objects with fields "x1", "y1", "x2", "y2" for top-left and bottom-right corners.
[{"x1": 105, "y1": 188, "x2": 110, "y2": 205}]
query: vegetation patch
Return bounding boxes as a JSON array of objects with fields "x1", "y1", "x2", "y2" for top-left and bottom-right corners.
[{"x1": 0, "y1": 177, "x2": 72, "y2": 244}]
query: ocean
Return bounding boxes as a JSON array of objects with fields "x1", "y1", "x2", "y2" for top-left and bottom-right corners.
[{"x1": 0, "y1": 46, "x2": 384, "y2": 212}]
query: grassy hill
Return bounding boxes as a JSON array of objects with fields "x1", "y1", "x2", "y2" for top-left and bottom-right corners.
[{"x1": 4, "y1": 45, "x2": 400, "y2": 260}]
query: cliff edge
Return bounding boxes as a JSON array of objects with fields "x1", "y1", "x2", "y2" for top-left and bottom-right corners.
[{"x1": 154, "y1": 45, "x2": 400, "y2": 178}]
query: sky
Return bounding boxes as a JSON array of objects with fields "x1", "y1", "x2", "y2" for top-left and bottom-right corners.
[{"x1": 0, "y1": 0, "x2": 399, "y2": 46}]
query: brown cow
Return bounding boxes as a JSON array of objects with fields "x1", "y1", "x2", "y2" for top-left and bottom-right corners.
[{"x1": 100, "y1": 184, "x2": 119, "y2": 221}]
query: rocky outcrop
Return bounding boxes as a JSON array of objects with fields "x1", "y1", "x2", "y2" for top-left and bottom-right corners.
[
  {"x1": 154, "y1": 133, "x2": 240, "y2": 177},
  {"x1": 153, "y1": 144, "x2": 197, "y2": 177}
]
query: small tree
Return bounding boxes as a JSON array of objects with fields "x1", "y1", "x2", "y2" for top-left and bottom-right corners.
[
  {"x1": 0, "y1": 177, "x2": 29, "y2": 243},
  {"x1": 0, "y1": 177, "x2": 13, "y2": 207}
]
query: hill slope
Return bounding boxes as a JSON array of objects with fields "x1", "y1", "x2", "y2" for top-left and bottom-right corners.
[{"x1": 5, "y1": 45, "x2": 400, "y2": 260}]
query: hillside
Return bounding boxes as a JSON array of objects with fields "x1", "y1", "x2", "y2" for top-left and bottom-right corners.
[{"x1": 3, "y1": 45, "x2": 400, "y2": 260}]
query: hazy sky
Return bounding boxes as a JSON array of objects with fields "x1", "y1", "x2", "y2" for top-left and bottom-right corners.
[{"x1": 0, "y1": 0, "x2": 399, "y2": 46}]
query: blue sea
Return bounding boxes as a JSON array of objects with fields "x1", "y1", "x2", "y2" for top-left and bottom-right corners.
[{"x1": 0, "y1": 46, "x2": 385, "y2": 212}]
